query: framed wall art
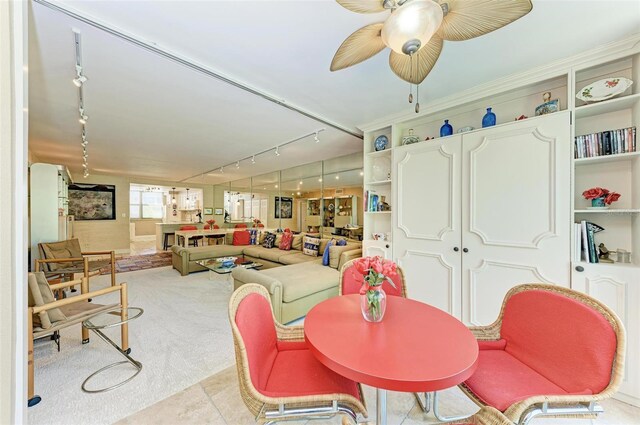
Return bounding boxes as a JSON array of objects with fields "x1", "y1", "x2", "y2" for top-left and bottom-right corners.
[{"x1": 68, "y1": 183, "x2": 116, "y2": 220}]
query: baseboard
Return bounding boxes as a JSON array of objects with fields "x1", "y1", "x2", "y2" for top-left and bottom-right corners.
[{"x1": 613, "y1": 392, "x2": 640, "y2": 408}]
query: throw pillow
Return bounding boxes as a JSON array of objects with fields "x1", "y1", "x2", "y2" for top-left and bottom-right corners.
[
  {"x1": 274, "y1": 233, "x2": 283, "y2": 247},
  {"x1": 279, "y1": 232, "x2": 293, "y2": 251},
  {"x1": 249, "y1": 229, "x2": 258, "y2": 245},
  {"x1": 303, "y1": 236, "x2": 320, "y2": 257},
  {"x1": 292, "y1": 234, "x2": 304, "y2": 251},
  {"x1": 322, "y1": 239, "x2": 335, "y2": 266},
  {"x1": 263, "y1": 233, "x2": 277, "y2": 248},
  {"x1": 232, "y1": 230, "x2": 251, "y2": 246},
  {"x1": 336, "y1": 239, "x2": 347, "y2": 246}
]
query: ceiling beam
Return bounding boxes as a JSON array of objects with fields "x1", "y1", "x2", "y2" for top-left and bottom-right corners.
[{"x1": 32, "y1": 0, "x2": 364, "y2": 140}]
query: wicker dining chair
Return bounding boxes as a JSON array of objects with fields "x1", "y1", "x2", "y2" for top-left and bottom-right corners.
[
  {"x1": 437, "y1": 283, "x2": 626, "y2": 425},
  {"x1": 229, "y1": 284, "x2": 368, "y2": 425},
  {"x1": 450, "y1": 406, "x2": 513, "y2": 425}
]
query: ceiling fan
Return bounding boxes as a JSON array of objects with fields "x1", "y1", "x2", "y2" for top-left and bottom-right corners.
[{"x1": 331, "y1": 0, "x2": 533, "y2": 112}]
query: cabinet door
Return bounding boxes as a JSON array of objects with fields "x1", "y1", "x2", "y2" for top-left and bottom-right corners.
[
  {"x1": 363, "y1": 240, "x2": 392, "y2": 259},
  {"x1": 394, "y1": 135, "x2": 462, "y2": 318},
  {"x1": 572, "y1": 262, "x2": 640, "y2": 405},
  {"x1": 461, "y1": 112, "x2": 571, "y2": 326}
]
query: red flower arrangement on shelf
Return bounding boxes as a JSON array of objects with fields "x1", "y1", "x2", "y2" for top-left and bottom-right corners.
[
  {"x1": 352, "y1": 256, "x2": 397, "y2": 322},
  {"x1": 582, "y1": 187, "x2": 621, "y2": 207},
  {"x1": 252, "y1": 218, "x2": 262, "y2": 228},
  {"x1": 206, "y1": 219, "x2": 215, "y2": 228}
]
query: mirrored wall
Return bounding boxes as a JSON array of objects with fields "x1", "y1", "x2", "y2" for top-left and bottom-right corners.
[{"x1": 214, "y1": 152, "x2": 363, "y2": 240}]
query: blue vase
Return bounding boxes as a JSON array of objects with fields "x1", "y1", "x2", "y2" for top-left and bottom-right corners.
[
  {"x1": 440, "y1": 120, "x2": 453, "y2": 137},
  {"x1": 482, "y1": 107, "x2": 496, "y2": 128},
  {"x1": 591, "y1": 197, "x2": 606, "y2": 208}
]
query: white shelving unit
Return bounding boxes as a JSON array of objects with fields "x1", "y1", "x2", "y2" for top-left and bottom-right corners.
[{"x1": 361, "y1": 36, "x2": 640, "y2": 406}]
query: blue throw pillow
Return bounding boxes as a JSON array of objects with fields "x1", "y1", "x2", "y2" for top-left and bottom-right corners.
[
  {"x1": 249, "y1": 229, "x2": 258, "y2": 245},
  {"x1": 336, "y1": 239, "x2": 347, "y2": 246},
  {"x1": 322, "y1": 240, "x2": 335, "y2": 266}
]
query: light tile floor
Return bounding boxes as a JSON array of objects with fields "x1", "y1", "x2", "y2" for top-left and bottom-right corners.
[
  {"x1": 130, "y1": 237, "x2": 158, "y2": 256},
  {"x1": 117, "y1": 366, "x2": 640, "y2": 425}
]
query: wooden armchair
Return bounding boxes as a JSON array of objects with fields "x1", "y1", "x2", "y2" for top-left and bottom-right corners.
[
  {"x1": 229, "y1": 284, "x2": 367, "y2": 424},
  {"x1": 36, "y1": 238, "x2": 116, "y2": 289},
  {"x1": 27, "y1": 272, "x2": 129, "y2": 407}
]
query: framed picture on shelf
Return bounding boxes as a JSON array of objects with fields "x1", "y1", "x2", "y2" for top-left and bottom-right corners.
[
  {"x1": 214, "y1": 208, "x2": 223, "y2": 215},
  {"x1": 68, "y1": 183, "x2": 116, "y2": 220},
  {"x1": 203, "y1": 207, "x2": 213, "y2": 215},
  {"x1": 275, "y1": 196, "x2": 293, "y2": 219}
]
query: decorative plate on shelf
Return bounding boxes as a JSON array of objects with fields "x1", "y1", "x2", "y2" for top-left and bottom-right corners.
[
  {"x1": 374, "y1": 135, "x2": 388, "y2": 151},
  {"x1": 576, "y1": 77, "x2": 633, "y2": 103},
  {"x1": 371, "y1": 157, "x2": 391, "y2": 182}
]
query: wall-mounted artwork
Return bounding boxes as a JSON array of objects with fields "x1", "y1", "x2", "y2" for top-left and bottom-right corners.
[
  {"x1": 275, "y1": 196, "x2": 293, "y2": 219},
  {"x1": 68, "y1": 183, "x2": 116, "y2": 220}
]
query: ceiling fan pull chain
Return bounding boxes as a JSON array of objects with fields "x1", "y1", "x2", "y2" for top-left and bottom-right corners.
[
  {"x1": 409, "y1": 83, "x2": 413, "y2": 104},
  {"x1": 415, "y1": 84, "x2": 420, "y2": 113}
]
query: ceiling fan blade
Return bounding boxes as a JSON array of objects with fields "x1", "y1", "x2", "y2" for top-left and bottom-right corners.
[
  {"x1": 389, "y1": 34, "x2": 443, "y2": 84},
  {"x1": 438, "y1": 0, "x2": 533, "y2": 41},
  {"x1": 336, "y1": 0, "x2": 387, "y2": 14},
  {"x1": 330, "y1": 23, "x2": 387, "y2": 71}
]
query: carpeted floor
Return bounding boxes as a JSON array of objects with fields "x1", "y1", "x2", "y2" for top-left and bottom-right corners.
[
  {"x1": 28, "y1": 266, "x2": 235, "y2": 425},
  {"x1": 99, "y1": 252, "x2": 173, "y2": 274}
]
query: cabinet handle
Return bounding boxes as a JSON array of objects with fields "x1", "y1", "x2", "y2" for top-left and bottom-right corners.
[
  {"x1": 575, "y1": 265, "x2": 584, "y2": 272},
  {"x1": 453, "y1": 247, "x2": 459, "y2": 252},
  {"x1": 463, "y1": 248, "x2": 469, "y2": 253},
  {"x1": 385, "y1": 244, "x2": 390, "y2": 249}
]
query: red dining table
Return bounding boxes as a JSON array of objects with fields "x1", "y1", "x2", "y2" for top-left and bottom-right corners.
[{"x1": 304, "y1": 294, "x2": 479, "y2": 425}]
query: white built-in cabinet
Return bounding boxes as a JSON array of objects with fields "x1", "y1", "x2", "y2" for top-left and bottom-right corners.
[
  {"x1": 361, "y1": 35, "x2": 640, "y2": 405},
  {"x1": 393, "y1": 112, "x2": 571, "y2": 321}
]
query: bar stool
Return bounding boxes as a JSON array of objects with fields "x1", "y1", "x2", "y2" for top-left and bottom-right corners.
[{"x1": 163, "y1": 232, "x2": 175, "y2": 251}]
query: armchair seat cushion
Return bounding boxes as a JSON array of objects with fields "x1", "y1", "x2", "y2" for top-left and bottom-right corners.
[
  {"x1": 263, "y1": 344, "x2": 361, "y2": 400},
  {"x1": 464, "y1": 349, "x2": 584, "y2": 412}
]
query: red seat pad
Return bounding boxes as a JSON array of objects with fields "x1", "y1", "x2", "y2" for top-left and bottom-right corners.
[
  {"x1": 235, "y1": 294, "x2": 278, "y2": 391},
  {"x1": 341, "y1": 264, "x2": 404, "y2": 297},
  {"x1": 233, "y1": 231, "x2": 251, "y2": 246},
  {"x1": 180, "y1": 225, "x2": 198, "y2": 230},
  {"x1": 464, "y1": 349, "x2": 571, "y2": 412},
  {"x1": 501, "y1": 290, "x2": 616, "y2": 394},
  {"x1": 263, "y1": 347, "x2": 361, "y2": 400}
]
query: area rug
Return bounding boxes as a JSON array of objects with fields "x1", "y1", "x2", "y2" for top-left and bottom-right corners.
[{"x1": 99, "y1": 251, "x2": 172, "y2": 274}]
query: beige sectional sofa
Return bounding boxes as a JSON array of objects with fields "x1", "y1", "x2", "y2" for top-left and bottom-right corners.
[{"x1": 171, "y1": 232, "x2": 361, "y2": 323}]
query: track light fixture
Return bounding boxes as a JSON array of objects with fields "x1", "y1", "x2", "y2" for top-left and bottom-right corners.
[
  {"x1": 220, "y1": 167, "x2": 224, "y2": 174},
  {"x1": 314, "y1": 131, "x2": 319, "y2": 143},
  {"x1": 251, "y1": 155, "x2": 256, "y2": 164},
  {"x1": 236, "y1": 161, "x2": 240, "y2": 169},
  {"x1": 275, "y1": 146, "x2": 280, "y2": 156}
]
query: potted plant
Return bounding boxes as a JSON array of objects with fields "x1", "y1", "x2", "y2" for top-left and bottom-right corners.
[{"x1": 582, "y1": 187, "x2": 621, "y2": 208}]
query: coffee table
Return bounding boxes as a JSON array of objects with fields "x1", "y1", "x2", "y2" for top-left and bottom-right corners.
[{"x1": 196, "y1": 256, "x2": 262, "y2": 280}]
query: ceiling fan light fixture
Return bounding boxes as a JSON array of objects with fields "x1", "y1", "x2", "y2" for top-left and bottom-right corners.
[{"x1": 381, "y1": 0, "x2": 443, "y2": 55}]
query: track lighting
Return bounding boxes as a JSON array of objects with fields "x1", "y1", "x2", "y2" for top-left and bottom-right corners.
[
  {"x1": 335, "y1": 175, "x2": 340, "y2": 180},
  {"x1": 73, "y1": 74, "x2": 87, "y2": 87},
  {"x1": 314, "y1": 131, "x2": 319, "y2": 143},
  {"x1": 81, "y1": 141, "x2": 88, "y2": 147},
  {"x1": 236, "y1": 161, "x2": 240, "y2": 169},
  {"x1": 220, "y1": 167, "x2": 224, "y2": 174},
  {"x1": 251, "y1": 155, "x2": 256, "y2": 164},
  {"x1": 275, "y1": 146, "x2": 280, "y2": 156}
]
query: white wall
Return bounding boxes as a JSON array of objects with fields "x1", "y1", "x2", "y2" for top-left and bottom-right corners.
[{"x1": 0, "y1": 0, "x2": 28, "y2": 422}]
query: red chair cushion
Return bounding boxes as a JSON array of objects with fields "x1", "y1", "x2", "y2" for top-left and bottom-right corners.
[
  {"x1": 204, "y1": 225, "x2": 210, "y2": 230},
  {"x1": 179, "y1": 225, "x2": 198, "y2": 230},
  {"x1": 264, "y1": 346, "x2": 361, "y2": 400},
  {"x1": 501, "y1": 290, "x2": 617, "y2": 394},
  {"x1": 235, "y1": 224, "x2": 248, "y2": 228},
  {"x1": 341, "y1": 263, "x2": 404, "y2": 297},
  {"x1": 464, "y1": 349, "x2": 574, "y2": 412},
  {"x1": 235, "y1": 293, "x2": 278, "y2": 391},
  {"x1": 279, "y1": 232, "x2": 293, "y2": 251},
  {"x1": 233, "y1": 231, "x2": 251, "y2": 246},
  {"x1": 213, "y1": 225, "x2": 220, "y2": 229}
]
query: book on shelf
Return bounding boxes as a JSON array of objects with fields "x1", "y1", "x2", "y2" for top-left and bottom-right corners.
[
  {"x1": 575, "y1": 221, "x2": 605, "y2": 263},
  {"x1": 574, "y1": 126, "x2": 636, "y2": 159},
  {"x1": 364, "y1": 190, "x2": 383, "y2": 212}
]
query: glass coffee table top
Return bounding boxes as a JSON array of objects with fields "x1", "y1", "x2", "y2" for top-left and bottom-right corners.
[{"x1": 197, "y1": 257, "x2": 263, "y2": 274}]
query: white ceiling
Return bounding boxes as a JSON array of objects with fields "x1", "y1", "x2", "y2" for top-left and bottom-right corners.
[{"x1": 28, "y1": 0, "x2": 640, "y2": 184}]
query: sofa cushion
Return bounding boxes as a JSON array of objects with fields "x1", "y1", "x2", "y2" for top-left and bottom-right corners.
[
  {"x1": 279, "y1": 252, "x2": 320, "y2": 265},
  {"x1": 274, "y1": 233, "x2": 283, "y2": 247},
  {"x1": 292, "y1": 234, "x2": 304, "y2": 251},
  {"x1": 242, "y1": 246, "x2": 267, "y2": 259},
  {"x1": 501, "y1": 290, "x2": 617, "y2": 394},
  {"x1": 233, "y1": 230, "x2": 251, "y2": 246},
  {"x1": 187, "y1": 245, "x2": 245, "y2": 261},
  {"x1": 329, "y1": 245, "x2": 357, "y2": 269},
  {"x1": 303, "y1": 236, "x2": 320, "y2": 256},
  {"x1": 264, "y1": 343, "x2": 360, "y2": 400},
  {"x1": 464, "y1": 349, "x2": 571, "y2": 412},
  {"x1": 235, "y1": 293, "x2": 278, "y2": 392},
  {"x1": 259, "y1": 262, "x2": 338, "y2": 302},
  {"x1": 260, "y1": 248, "x2": 296, "y2": 263}
]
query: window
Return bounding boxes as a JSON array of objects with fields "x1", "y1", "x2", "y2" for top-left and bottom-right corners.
[{"x1": 130, "y1": 190, "x2": 164, "y2": 219}]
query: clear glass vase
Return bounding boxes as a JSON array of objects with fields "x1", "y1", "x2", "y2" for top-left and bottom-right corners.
[{"x1": 360, "y1": 287, "x2": 387, "y2": 323}]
